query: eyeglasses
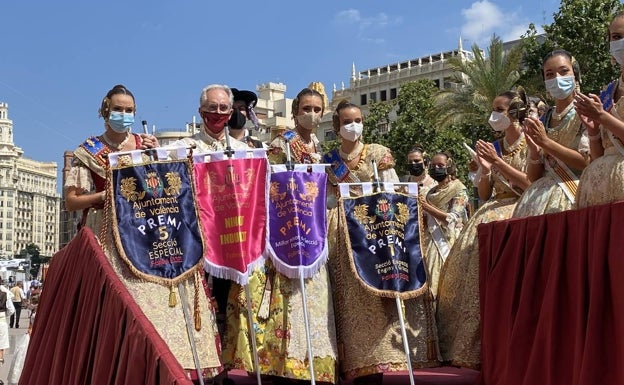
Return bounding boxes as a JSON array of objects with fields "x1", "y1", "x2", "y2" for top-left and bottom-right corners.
[{"x1": 202, "y1": 103, "x2": 231, "y2": 113}]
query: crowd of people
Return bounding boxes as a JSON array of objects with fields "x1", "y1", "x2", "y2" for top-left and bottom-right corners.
[
  {"x1": 0, "y1": 280, "x2": 40, "y2": 385},
  {"x1": 53, "y1": 10, "x2": 624, "y2": 385}
]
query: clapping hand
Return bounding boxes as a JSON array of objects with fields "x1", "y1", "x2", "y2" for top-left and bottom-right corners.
[
  {"x1": 574, "y1": 92, "x2": 603, "y2": 133},
  {"x1": 524, "y1": 116, "x2": 548, "y2": 147},
  {"x1": 476, "y1": 140, "x2": 497, "y2": 169}
]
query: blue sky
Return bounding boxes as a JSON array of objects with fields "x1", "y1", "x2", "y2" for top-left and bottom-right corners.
[{"x1": 0, "y1": 0, "x2": 560, "y2": 191}]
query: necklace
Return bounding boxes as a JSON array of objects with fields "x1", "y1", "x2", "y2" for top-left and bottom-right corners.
[
  {"x1": 551, "y1": 101, "x2": 574, "y2": 121},
  {"x1": 339, "y1": 142, "x2": 364, "y2": 161},
  {"x1": 502, "y1": 133, "x2": 525, "y2": 159},
  {"x1": 295, "y1": 127, "x2": 313, "y2": 145},
  {"x1": 102, "y1": 132, "x2": 131, "y2": 150}
]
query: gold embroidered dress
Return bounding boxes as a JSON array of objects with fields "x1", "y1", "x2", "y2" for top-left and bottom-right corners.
[
  {"x1": 326, "y1": 143, "x2": 441, "y2": 380},
  {"x1": 268, "y1": 131, "x2": 322, "y2": 165},
  {"x1": 436, "y1": 134, "x2": 527, "y2": 369},
  {"x1": 420, "y1": 179, "x2": 469, "y2": 299},
  {"x1": 513, "y1": 107, "x2": 586, "y2": 217},
  {"x1": 576, "y1": 81, "x2": 624, "y2": 208},
  {"x1": 65, "y1": 135, "x2": 222, "y2": 378},
  {"x1": 222, "y1": 129, "x2": 338, "y2": 383}
]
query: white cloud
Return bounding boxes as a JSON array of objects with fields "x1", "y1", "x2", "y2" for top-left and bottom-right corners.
[
  {"x1": 502, "y1": 25, "x2": 534, "y2": 42},
  {"x1": 334, "y1": 9, "x2": 402, "y2": 44},
  {"x1": 362, "y1": 37, "x2": 386, "y2": 45},
  {"x1": 336, "y1": 9, "x2": 362, "y2": 23},
  {"x1": 460, "y1": 1, "x2": 537, "y2": 46}
]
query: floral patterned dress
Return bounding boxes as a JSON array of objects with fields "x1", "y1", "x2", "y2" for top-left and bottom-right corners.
[
  {"x1": 436, "y1": 134, "x2": 527, "y2": 369},
  {"x1": 326, "y1": 143, "x2": 441, "y2": 380},
  {"x1": 222, "y1": 129, "x2": 338, "y2": 383},
  {"x1": 576, "y1": 80, "x2": 624, "y2": 208}
]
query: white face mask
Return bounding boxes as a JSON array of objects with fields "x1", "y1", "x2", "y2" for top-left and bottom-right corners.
[
  {"x1": 339, "y1": 122, "x2": 363, "y2": 142},
  {"x1": 488, "y1": 111, "x2": 511, "y2": 132},
  {"x1": 544, "y1": 75, "x2": 576, "y2": 100},
  {"x1": 296, "y1": 111, "x2": 321, "y2": 130},
  {"x1": 610, "y1": 38, "x2": 624, "y2": 65}
]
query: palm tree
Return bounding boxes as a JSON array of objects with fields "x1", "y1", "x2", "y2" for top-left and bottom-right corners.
[{"x1": 432, "y1": 35, "x2": 522, "y2": 130}]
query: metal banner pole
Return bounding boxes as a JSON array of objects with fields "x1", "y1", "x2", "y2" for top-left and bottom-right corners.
[
  {"x1": 178, "y1": 283, "x2": 205, "y2": 385},
  {"x1": 396, "y1": 295, "x2": 416, "y2": 385},
  {"x1": 299, "y1": 268, "x2": 316, "y2": 385},
  {"x1": 245, "y1": 284, "x2": 263, "y2": 385}
]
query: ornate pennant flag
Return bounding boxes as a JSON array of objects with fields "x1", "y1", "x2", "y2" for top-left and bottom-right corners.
[
  {"x1": 339, "y1": 186, "x2": 427, "y2": 299},
  {"x1": 266, "y1": 164, "x2": 328, "y2": 279},
  {"x1": 108, "y1": 152, "x2": 204, "y2": 286},
  {"x1": 193, "y1": 149, "x2": 268, "y2": 285}
]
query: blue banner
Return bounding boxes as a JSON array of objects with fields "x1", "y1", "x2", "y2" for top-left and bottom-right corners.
[
  {"x1": 340, "y1": 190, "x2": 427, "y2": 299},
  {"x1": 110, "y1": 158, "x2": 204, "y2": 285}
]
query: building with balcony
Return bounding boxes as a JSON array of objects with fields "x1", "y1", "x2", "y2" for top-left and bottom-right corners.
[
  {"x1": 327, "y1": 38, "x2": 474, "y2": 139},
  {"x1": 0, "y1": 103, "x2": 60, "y2": 258}
]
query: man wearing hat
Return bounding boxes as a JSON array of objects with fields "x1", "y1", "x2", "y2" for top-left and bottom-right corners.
[{"x1": 229, "y1": 88, "x2": 265, "y2": 149}]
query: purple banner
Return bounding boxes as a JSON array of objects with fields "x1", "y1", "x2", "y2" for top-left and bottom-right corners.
[{"x1": 267, "y1": 166, "x2": 327, "y2": 279}]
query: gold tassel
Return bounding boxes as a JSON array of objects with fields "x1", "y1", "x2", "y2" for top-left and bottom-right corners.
[
  {"x1": 427, "y1": 339, "x2": 437, "y2": 361},
  {"x1": 194, "y1": 308, "x2": 202, "y2": 331},
  {"x1": 169, "y1": 286, "x2": 177, "y2": 307},
  {"x1": 194, "y1": 269, "x2": 202, "y2": 331}
]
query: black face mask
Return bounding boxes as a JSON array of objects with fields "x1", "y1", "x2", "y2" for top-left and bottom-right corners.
[
  {"x1": 409, "y1": 162, "x2": 425, "y2": 176},
  {"x1": 228, "y1": 109, "x2": 246, "y2": 130},
  {"x1": 429, "y1": 167, "x2": 448, "y2": 182}
]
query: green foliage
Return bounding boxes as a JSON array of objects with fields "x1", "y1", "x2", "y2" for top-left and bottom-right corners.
[
  {"x1": 363, "y1": 99, "x2": 396, "y2": 141},
  {"x1": 538, "y1": 0, "x2": 624, "y2": 94},
  {"x1": 517, "y1": 24, "x2": 554, "y2": 101},
  {"x1": 19, "y1": 243, "x2": 48, "y2": 279},
  {"x1": 20, "y1": 244, "x2": 40, "y2": 259},
  {"x1": 362, "y1": 80, "x2": 474, "y2": 187},
  {"x1": 320, "y1": 138, "x2": 340, "y2": 153},
  {"x1": 381, "y1": 80, "x2": 439, "y2": 176}
]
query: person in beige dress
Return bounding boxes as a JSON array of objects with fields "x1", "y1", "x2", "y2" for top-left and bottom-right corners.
[
  {"x1": 418, "y1": 152, "x2": 469, "y2": 300},
  {"x1": 437, "y1": 89, "x2": 530, "y2": 369},
  {"x1": 513, "y1": 50, "x2": 588, "y2": 217},
  {"x1": 65, "y1": 84, "x2": 223, "y2": 380},
  {"x1": 575, "y1": 12, "x2": 624, "y2": 208},
  {"x1": 326, "y1": 100, "x2": 440, "y2": 385},
  {"x1": 223, "y1": 87, "x2": 338, "y2": 385}
]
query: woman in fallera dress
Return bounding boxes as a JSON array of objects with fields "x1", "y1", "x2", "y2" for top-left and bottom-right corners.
[
  {"x1": 575, "y1": 11, "x2": 624, "y2": 208},
  {"x1": 325, "y1": 100, "x2": 440, "y2": 385},
  {"x1": 513, "y1": 50, "x2": 588, "y2": 217},
  {"x1": 404, "y1": 146, "x2": 438, "y2": 196},
  {"x1": 418, "y1": 152, "x2": 469, "y2": 300},
  {"x1": 436, "y1": 89, "x2": 530, "y2": 369},
  {"x1": 268, "y1": 88, "x2": 324, "y2": 165},
  {"x1": 64, "y1": 85, "x2": 224, "y2": 380},
  {"x1": 222, "y1": 87, "x2": 338, "y2": 384}
]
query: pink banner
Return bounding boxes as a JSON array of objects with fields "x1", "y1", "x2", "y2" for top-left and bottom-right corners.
[{"x1": 194, "y1": 151, "x2": 268, "y2": 284}]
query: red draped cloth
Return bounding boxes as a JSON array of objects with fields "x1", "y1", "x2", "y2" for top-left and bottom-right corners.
[
  {"x1": 19, "y1": 228, "x2": 193, "y2": 385},
  {"x1": 478, "y1": 201, "x2": 624, "y2": 385}
]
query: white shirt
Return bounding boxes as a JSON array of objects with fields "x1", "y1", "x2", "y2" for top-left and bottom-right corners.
[{"x1": 0, "y1": 285, "x2": 16, "y2": 315}]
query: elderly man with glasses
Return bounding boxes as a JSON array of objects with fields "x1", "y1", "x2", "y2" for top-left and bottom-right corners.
[{"x1": 180, "y1": 84, "x2": 250, "y2": 152}]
